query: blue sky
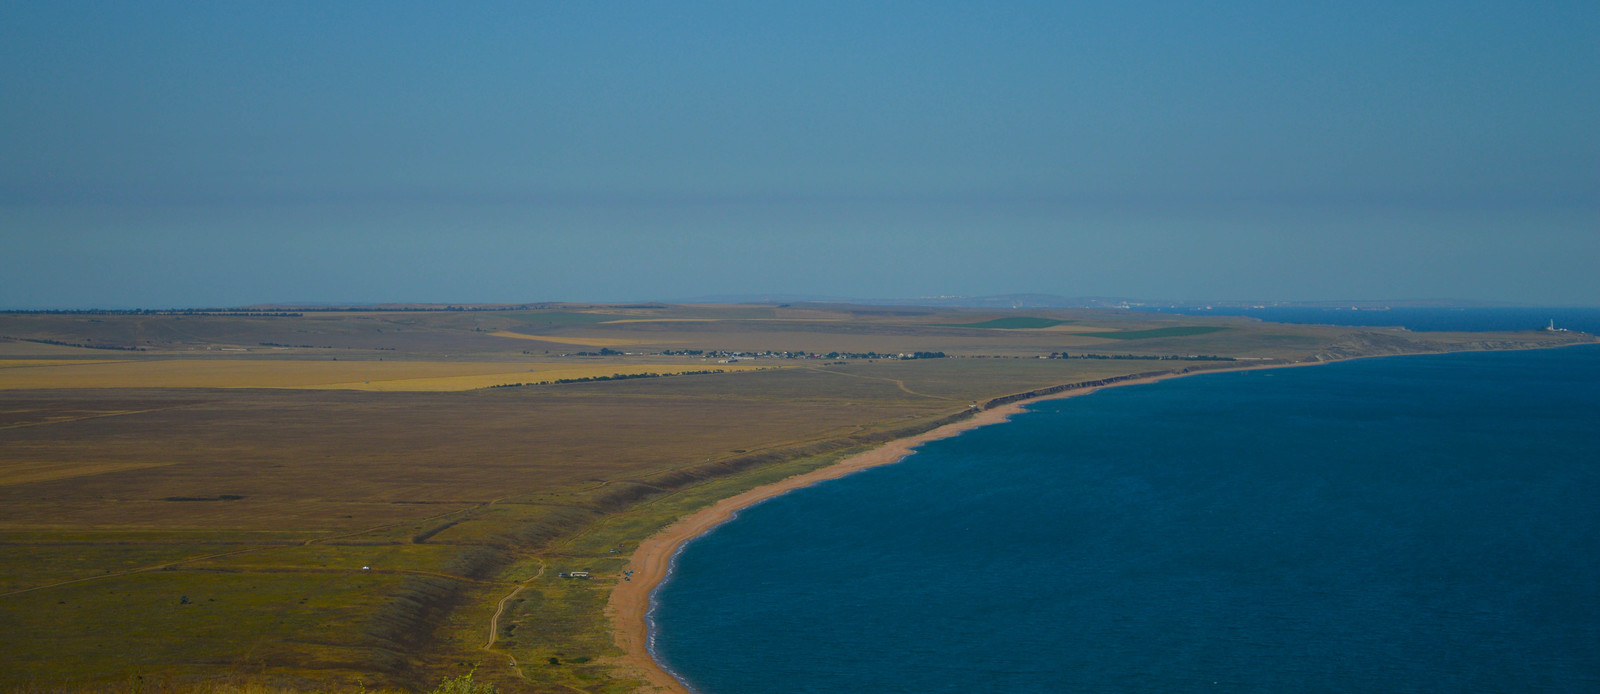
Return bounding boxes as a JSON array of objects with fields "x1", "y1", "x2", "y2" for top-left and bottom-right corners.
[{"x1": 3, "y1": 1, "x2": 1596, "y2": 308}]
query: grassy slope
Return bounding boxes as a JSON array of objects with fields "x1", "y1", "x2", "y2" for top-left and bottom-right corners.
[{"x1": 1, "y1": 305, "x2": 1591, "y2": 693}]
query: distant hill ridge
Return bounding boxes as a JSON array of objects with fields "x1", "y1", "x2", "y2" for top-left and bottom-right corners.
[{"x1": 676, "y1": 294, "x2": 1506, "y2": 309}]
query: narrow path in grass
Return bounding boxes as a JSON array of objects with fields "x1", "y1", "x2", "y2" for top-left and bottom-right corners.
[
  {"x1": 0, "y1": 545, "x2": 268, "y2": 597},
  {"x1": 0, "y1": 504, "x2": 485, "y2": 597},
  {"x1": 0, "y1": 402, "x2": 208, "y2": 430},
  {"x1": 799, "y1": 365, "x2": 951, "y2": 400},
  {"x1": 485, "y1": 558, "x2": 546, "y2": 676}
]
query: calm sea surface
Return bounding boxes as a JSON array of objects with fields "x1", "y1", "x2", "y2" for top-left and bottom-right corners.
[
  {"x1": 1131, "y1": 306, "x2": 1600, "y2": 335},
  {"x1": 653, "y1": 340, "x2": 1600, "y2": 693}
]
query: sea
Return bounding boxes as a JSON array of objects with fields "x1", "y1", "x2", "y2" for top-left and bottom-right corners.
[
  {"x1": 1130, "y1": 305, "x2": 1600, "y2": 335},
  {"x1": 651, "y1": 310, "x2": 1600, "y2": 693}
]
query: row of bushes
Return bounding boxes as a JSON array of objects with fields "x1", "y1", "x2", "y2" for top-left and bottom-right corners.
[
  {"x1": 1046, "y1": 352, "x2": 1235, "y2": 361},
  {"x1": 486, "y1": 370, "x2": 725, "y2": 389}
]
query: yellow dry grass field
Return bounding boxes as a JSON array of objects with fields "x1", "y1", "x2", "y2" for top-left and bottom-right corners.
[
  {"x1": 486, "y1": 331, "x2": 669, "y2": 346},
  {"x1": 0, "y1": 360, "x2": 770, "y2": 391}
]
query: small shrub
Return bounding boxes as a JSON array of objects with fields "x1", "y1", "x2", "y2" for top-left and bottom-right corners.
[{"x1": 429, "y1": 668, "x2": 497, "y2": 694}]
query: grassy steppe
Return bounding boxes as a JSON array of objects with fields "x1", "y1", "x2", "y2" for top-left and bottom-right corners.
[
  {"x1": 0, "y1": 360, "x2": 767, "y2": 391},
  {"x1": 2, "y1": 303, "x2": 1590, "y2": 693},
  {"x1": 1078, "y1": 325, "x2": 1231, "y2": 340},
  {"x1": 926, "y1": 317, "x2": 1070, "y2": 329}
]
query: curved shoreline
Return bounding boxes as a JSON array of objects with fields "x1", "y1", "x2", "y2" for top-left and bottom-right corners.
[
  {"x1": 603, "y1": 343, "x2": 1597, "y2": 692},
  {"x1": 605, "y1": 365, "x2": 1294, "y2": 693}
]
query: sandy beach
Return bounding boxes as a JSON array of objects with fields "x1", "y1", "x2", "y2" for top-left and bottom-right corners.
[{"x1": 606, "y1": 367, "x2": 1243, "y2": 693}]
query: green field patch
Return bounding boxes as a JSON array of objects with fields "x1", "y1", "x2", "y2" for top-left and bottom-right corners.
[
  {"x1": 502, "y1": 578, "x2": 614, "y2": 668},
  {"x1": 0, "y1": 529, "x2": 318, "y2": 545},
  {"x1": 186, "y1": 543, "x2": 468, "y2": 576},
  {"x1": 0, "y1": 569, "x2": 408, "y2": 688},
  {"x1": 1079, "y1": 326, "x2": 1231, "y2": 340},
  {"x1": 0, "y1": 543, "x2": 263, "y2": 593},
  {"x1": 929, "y1": 317, "x2": 1071, "y2": 330}
]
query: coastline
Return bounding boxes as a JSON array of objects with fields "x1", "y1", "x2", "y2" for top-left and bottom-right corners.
[
  {"x1": 603, "y1": 342, "x2": 1598, "y2": 693},
  {"x1": 605, "y1": 363, "x2": 1306, "y2": 693}
]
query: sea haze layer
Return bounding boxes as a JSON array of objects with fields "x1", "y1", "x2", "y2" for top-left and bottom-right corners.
[{"x1": 653, "y1": 344, "x2": 1600, "y2": 693}]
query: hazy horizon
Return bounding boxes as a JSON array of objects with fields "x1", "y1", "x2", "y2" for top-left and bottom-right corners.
[
  {"x1": 5, "y1": 2, "x2": 1596, "y2": 309},
  {"x1": 6, "y1": 294, "x2": 1599, "y2": 312}
]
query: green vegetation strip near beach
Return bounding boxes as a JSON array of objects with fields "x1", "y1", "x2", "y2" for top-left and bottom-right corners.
[
  {"x1": 928, "y1": 317, "x2": 1070, "y2": 329},
  {"x1": 486, "y1": 448, "x2": 867, "y2": 693},
  {"x1": 1080, "y1": 326, "x2": 1231, "y2": 340}
]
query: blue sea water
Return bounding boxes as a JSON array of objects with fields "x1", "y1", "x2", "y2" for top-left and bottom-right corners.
[
  {"x1": 652, "y1": 342, "x2": 1600, "y2": 693},
  {"x1": 1132, "y1": 306, "x2": 1600, "y2": 335}
]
